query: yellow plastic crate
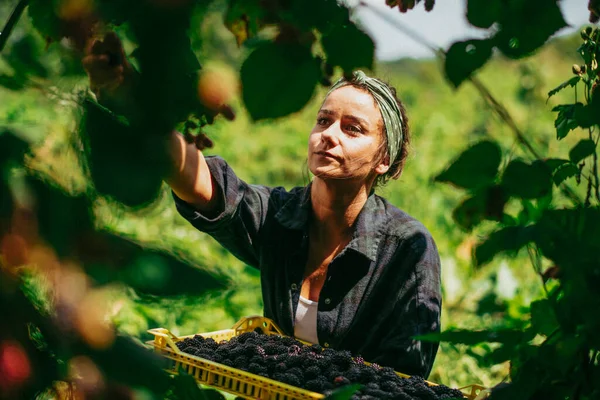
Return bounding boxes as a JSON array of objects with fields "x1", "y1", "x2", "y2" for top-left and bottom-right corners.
[{"x1": 147, "y1": 316, "x2": 490, "y2": 400}]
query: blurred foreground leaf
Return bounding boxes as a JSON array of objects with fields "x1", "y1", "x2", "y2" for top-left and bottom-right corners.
[
  {"x1": 434, "y1": 140, "x2": 501, "y2": 190},
  {"x1": 241, "y1": 42, "x2": 321, "y2": 121}
]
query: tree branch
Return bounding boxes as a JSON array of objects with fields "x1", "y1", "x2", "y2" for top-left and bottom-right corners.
[{"x1": 0, "y1": 0, "x2": 29, "y2": 53}]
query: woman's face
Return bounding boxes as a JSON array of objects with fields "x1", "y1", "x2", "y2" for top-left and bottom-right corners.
[{"x1": 308, "y1": 85, "x2": 390, "y2": 184}]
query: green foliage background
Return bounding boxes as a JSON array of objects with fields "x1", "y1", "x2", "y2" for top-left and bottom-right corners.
[{"x1": 1, "y1": 0, "x2": 596, "y2": 398}]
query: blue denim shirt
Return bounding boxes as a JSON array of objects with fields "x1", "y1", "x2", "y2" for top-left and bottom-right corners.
[{"x1": 173, "y1": 156, "x2": 442, "y2": 378}]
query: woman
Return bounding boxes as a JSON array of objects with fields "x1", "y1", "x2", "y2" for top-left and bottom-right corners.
[{"x1": 84, "y1": 35, "x2": 442, "y2": 379}]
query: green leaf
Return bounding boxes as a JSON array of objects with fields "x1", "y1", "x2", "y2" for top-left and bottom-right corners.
[
  {"x1": 444, "y1": 39, "x2": 494, "y2": 88},
  {"x1": 77, "y1": 231, "x2": 229, "y2": 296},
  {"x1": 325, "y1": 384, "x2": 362, "y2": 400},
  {"x1": 543, "y1": 158, "x2": 570, "y2": 172},
  {"x1": 501, "y1": 159, "x2": 553, "y2": 199},
  {"x1": 474, "y1": 226, "x2": 534, "y2": 266},
  {"x1": 434, "y1": 140, "x2": 502, "y2": 189},
  {"x1": 547, "y1": 76, "x2": 580, "y2": 99},
  {"x1": 466, "y1": 0, "x2": 501, "y2": 28},
  {"x1": 530, "y1": 300, "x2": 559, "y2": 336},
  {"x1": 321, "y1": 23, "x2": 374, "y2": 72},
  {"x1": 88, "y1": 336, "x2": 171, "y2": 394},
  {"x1": 289, "y1": 0, "x2": 350, "y2": 33},
  {"x1": 416, "y1": 329, "x2": 529, "y2": 345},
  {"x1": 552, "y1": 162, "x2": 579, "y2": 185},
  {"x1": 241, "y1": 42, "x2": 321, "y2": 120},
  {"x1": 552, "y1": 104, "x2": 581, "y2": 140},
  {"x1": 80, "y1": 98, "x2": 167, "y2": 208},
  {"x1": 534, "y1": 208, "x2": 600, "y2": 267},
  {"x1": 569, "y1": 139, "x2": 596, "y2": 164},
  {"x1": 28, "y1": 0, "x2": 62, "y2": 41},
  {"x1": 452, "y1": 186, "x2": 508, "y2": 231},
  {"x1": 494, "y1": 0, "x2": 568, "y2": 59}
]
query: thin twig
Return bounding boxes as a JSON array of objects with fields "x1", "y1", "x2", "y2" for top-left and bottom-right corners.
[
  {"x1": 0, "y1": 0, "x2": 29, "y2": 53},
  {"x1": 591, "y1": 128, "x2": 600, "y2": 203}
]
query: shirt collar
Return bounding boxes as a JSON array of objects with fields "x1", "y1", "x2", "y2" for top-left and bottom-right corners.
[{"x1": 275, "y1": 184, "x2": 383, "y2": 262}]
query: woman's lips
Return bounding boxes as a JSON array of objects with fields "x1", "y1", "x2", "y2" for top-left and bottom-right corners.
[{"x1": 315, "y1": 151, "x2": 341, "y2": 161}]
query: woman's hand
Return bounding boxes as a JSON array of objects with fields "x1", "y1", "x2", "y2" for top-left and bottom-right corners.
[{"x1": 82, "y1": 32, "x2": 135, "y2": 103}]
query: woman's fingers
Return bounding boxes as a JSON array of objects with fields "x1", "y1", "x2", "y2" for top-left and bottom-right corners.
[{"x1": 102, "y1": 31, "x2": 126, "y2": 66}]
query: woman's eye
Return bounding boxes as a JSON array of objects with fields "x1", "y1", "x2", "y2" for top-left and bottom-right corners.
[
  {"x1": 317, "y1": 117, "x2": 329, "y2": 126},
  {"x1": 346, "y1": 125, "x2": 362, "y2": 133}
]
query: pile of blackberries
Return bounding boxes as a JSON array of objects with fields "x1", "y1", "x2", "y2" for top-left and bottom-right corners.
[{"x1": 176, "y1": 330, "x2": 464, "y2": 399}]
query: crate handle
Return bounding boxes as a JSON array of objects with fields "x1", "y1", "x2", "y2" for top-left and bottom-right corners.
[
  {"x1": 147, "y1": 328, "x2": 181, "y2": 352},
  {"x1": 231, "y1": 316, "x2": 286, "y2": 336},
  {"x1": 458, "y1": 384, "x2": 490, "y2": 400}
]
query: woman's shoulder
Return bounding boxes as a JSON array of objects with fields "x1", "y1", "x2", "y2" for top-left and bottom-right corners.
[{"x1": 373, "y1": 194, "x2": 434, "y2": 242}]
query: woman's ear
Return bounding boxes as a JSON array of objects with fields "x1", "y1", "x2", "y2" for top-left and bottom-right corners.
[{"x1": 375, "y1": 155, "x2": 390, "y2": 175}]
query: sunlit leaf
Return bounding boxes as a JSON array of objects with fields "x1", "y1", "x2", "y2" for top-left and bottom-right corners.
[
  {"x1": 569, "y1": 139, "x2": 596, "y2": 164},
  {"x1": 547, "y1": 76, "x2": 580, "y2": 99},
  {"x1": 434, "y1": 140, "x2": 501, "y2": 190},
  {"x1": 444, "y1": 39, "x2": 494, "y2": 87},
  {"x1": 552, "y1": 104, "x2": 581, "y2": 140},
  {"x1": 241, "y1": 42, "x2": 320, "y2": 120},
  {"x1": 552, "y1": 162, "x2": 579, "y2": 185}
]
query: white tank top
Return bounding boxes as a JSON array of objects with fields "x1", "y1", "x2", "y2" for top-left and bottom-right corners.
[{"x1": 294, "y1": 295, "x2": 319, "y2": 344}]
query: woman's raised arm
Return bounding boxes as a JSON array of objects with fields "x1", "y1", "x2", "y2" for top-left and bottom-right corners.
[{"x1": 82, "y1": 32, "x2": 221, "y2": 214}]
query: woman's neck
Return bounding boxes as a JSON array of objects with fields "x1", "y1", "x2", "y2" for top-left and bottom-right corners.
[{"x1": 309, "y1": 177, "x2": 371, "y2": 244}]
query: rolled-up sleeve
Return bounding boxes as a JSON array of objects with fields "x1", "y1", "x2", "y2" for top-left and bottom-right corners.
[{"x1": 172, "y1": 156, "x2": 274, "y2": 268}]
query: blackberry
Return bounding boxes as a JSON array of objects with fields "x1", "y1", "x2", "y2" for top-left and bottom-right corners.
[
  {"x1": 221, "y1": 358, "x2": 234, "y2": 367},
  {"x1": 305, "y1": 377, "x2": 330, "y2": 393},
  {"x1": 358, "y1": 367, "x2": 378, "y2": 384},
  {"x1": 431, "y1": 384, "x2": 465, "y2": 399},
  {"x1": 345, "y1": 366, "x2": 362, "y2": 382},
  {"x1": 248, "y1": 363, "x2": 266, "y2": 375},
  {"x1": 287, "y1": 367, "x2": 304, "y2": 382},
  {"x1": 390, "y1": 390, "x2": 413, "y2": 400},
  {"x1": 233, "y1": 355, "x2": 248, "y2": 368},
  {"x1": 236, "y1": 331, "x2": 259, "y2": 344},
  {"x1": 274, "y1": 362, "x2": 288, "y2": 374},
  {"x1": 363, "y1": 389, "x2": 389, "y2": 398},
  {"x1": 331, "y1": 350, "x2": 353, "y2": 369},
  {"x1": 203, "y1": 338, "x2": 218, "y2": 350},
  {"x1": 304, "y1": 365, "x2": 321, "y2": 380},
  {"x1": 381, "y1": 380, "x2": 400, "y2": 393},
  {"x1": 274, "y1": 372, "x2": 302, "y2": 388}
]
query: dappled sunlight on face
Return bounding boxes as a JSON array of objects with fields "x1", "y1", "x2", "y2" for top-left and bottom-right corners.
[{"x1": 307, "y1": 85, "x2": 387, "y2": 184}]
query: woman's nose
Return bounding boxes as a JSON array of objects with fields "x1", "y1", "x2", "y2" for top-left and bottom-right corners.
[{"x1": 321, "y1": 122, "x2": 340, "y2": 144}]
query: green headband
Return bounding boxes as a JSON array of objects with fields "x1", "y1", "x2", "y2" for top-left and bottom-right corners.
[{"x1": 325, "y1": 70, "x2": 404, "y2": 167}]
